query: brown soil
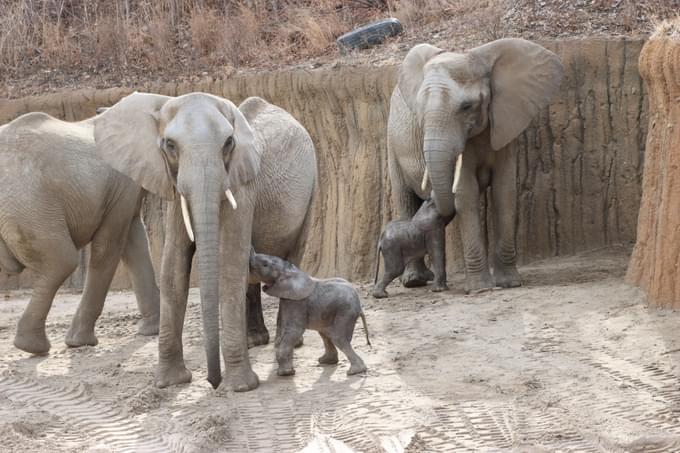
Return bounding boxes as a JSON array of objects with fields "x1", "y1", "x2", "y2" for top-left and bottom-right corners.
[
  {"x1": 2, "y1": 247, "x2": 680, "y2": 452},
  {"x1": 2, "y1": 0, "x2": 678, "y2": 100}
]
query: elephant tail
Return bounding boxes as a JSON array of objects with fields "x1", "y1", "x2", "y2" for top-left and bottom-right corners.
[
  {"x1": 359, "y1": 311, "x2": 371, "y2": 347},
  {"x1": 373, "y1": 234, "x2": 383, "y2": 286}
]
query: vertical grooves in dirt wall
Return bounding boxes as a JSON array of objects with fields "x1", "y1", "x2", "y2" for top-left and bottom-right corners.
[
  {"x1": 627, "y1": 36, "x2": 680, "y2": 307},
  {"x1": 0, "y1": 39, "x2": 647, "y2": 289}
]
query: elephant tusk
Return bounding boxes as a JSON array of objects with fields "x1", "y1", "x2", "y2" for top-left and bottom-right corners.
[
  {"x1": 180, "y1": 195, "x2": 195, "y2": 242},
  {"x1": 452, "y1": 154, "x2": 463, "y2": 194},
  {"x1": 421, "y1": 167, "x2": 429, "y2": 192},
  {"x1": 225, "y1": 189, "x2": 237, "y2": 210}
]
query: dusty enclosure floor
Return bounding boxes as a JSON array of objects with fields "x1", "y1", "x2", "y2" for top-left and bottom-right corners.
[{"x1": 1, "y1": 247, "x2": 680, "y2": 452}]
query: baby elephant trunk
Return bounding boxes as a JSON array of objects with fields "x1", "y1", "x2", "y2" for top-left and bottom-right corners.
[{"x1": 360, "y1": 312, "x2": 371, "y2": 347}]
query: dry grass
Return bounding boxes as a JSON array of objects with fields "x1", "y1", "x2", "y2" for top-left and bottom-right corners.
[
  {"x1": 0, "y1": 0, "x2": 383, "y2": 79},
  {"x1": 652, "y1": 16, "x2": 680, "y2": 40},
  {"x1": 2, "y1": 0, "x2": 680, "y2": 98}
]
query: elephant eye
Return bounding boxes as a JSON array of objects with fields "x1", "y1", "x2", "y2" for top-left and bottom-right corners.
[
  {"x1": 460, "y1": 102, "x2": 474, "y2": 112},
  {"x1": 223, "y1": 136, "x2": 234, "y2": 154},
  {"x1": 162, "y1": 138, "x2": 177, "y2": 155}
]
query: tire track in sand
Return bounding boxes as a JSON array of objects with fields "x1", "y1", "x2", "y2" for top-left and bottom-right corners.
[{"x1": 0, "y1": 373, "x2": 184, "y2": 453}]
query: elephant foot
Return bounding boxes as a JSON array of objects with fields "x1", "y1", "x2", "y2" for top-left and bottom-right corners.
[
  {"x1": 318, "y1": 353, "x2": 339, "y2": 365},
  {"x1": 154, "y1": 362, "x2": 192, "y2": 388},
  {"x1": 347, "y1": 362, "x2": 367, "y2": 376},
  {"x1": 372, "y1": 288, "x2": 389, "y2": 299},
  {"x1": 464, "y1": 272, "x2": 495, "y2": 295},
  {"x1": 493, "y1": 265, "x2": 522, "y2": 288},
  {"x1": 14, "y1": 330, "x2": 50, "y2": 355},
  {"x1": 223, "y1": 364, "x2": 259, "y2": 392},
  {"x1": 65, "y1": 325, "x2": 98, "y2": 348},
  {"x1": 247, "y1": 329, "x2": 270, "y2": 348},
  {"x1": 137, "y1": 315, "x2": 159, "y2": 336},
  {"x1": 431, "y1": 282, "x2": 449, "y2": 293},
  {"x1": 277, "y1": 367, "x2": 296, "y2": 376}
]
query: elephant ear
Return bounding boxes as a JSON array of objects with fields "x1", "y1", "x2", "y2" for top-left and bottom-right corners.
[
  {"x1": 218, "y1": 99, "x2": 260, "y2": 191},
  {"x1": 470, "y1": 38, "x2": 564, "y2": 150},
  {"x1": 263, "y1": 263, "x2": 316, "y2": 301},
  {"x1": 398, "y1": 43, "x2": 446, "y2": 113},
  {"x1": 93, "y1": 92, "x2": 175, "y2": 200}
]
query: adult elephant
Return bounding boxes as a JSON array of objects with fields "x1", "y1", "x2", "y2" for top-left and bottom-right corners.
[
  {"x1": 387, "y1": 38, "x2": 563, "y2": 293},
  {"x1": 0, "y1": 112, "x2": 160, "y2": 354},
  {"x1": 94, "y1": 92, "x2": 317, "y2": 391}
]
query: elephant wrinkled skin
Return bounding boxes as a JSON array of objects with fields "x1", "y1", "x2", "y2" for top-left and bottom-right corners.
[
  {"x1": 387, "y1": 38, "x2": 563, "y2": 293},
  {"x1": 0, "y1": 113, "x2": 160, "y2": 355},
  {"x1": 94, "y1": 93, "x2": 317, "y2": 391}
]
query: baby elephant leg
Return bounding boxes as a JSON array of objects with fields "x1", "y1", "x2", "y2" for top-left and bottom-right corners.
[
  {"x1": 372, "y1": 248, "x2": 405, "y2": 299},
  {"x1": 330, "y1": 315, "x2": 367, "y2": 375},
  {"x1": 317, "y1": 332, "x2": 339, "y2": 365},
  {"x1": 276, "y1": 326, "x2": 305, "y2": 376}
]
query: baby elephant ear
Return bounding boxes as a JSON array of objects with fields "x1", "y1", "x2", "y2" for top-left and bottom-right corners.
[{"x1": 264, "y1": 266, "x2": 316, "y2": 300}]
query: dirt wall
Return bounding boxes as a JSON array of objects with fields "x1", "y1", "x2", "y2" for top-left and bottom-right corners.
[
  {"x1": 626, "y1": 35, "x2": 680, "y2": 307},
  {"x1": 0, "y1": 39, "x2": 647, "y2": 290}
]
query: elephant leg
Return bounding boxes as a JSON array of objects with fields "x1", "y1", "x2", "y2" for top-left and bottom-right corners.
[
  {"x1": 318, "y1": 332, "x2": 338, "y2": 365},
  {"x1": 65, "y1": 226, "x2": 128, "y2": 348},
  {"x1": 389, "y1": 152, "x2": 433, "y2": 287},
  {"x1": 491, "y1": 148, "x2": 521, "y2": 288},
  {"x1": 0, "y1": 236, "x2": 24, "y2": 274},
  {"x1": 155, "y1": 199, "x2": 194, "y2": 389},
  {"x1": 14, "y1": 238, "x2": 79, "y2": 355},
  {"x1": 276, "y1": 326, "x2": 304, "y2": 376},
  {"x1": 121, "y1": 215, "x2": 160, "y2": 336},
  {"x1": 372, "y1": 249, "x2": 405, "y2": 299},
  {"x1": 330, "y1": 333, "x2": 367, "y2": 376},
  {"x1": 220, "y1": 201, "x2": 259, "y2": 392},
  {"x1": 427, "y1": 226, "x2": 449, "y2": 292},
  {"x1": 456, "y1": 161, "x2": 493, "y2": 294},
  {"x1": 246, "y1": 283, "x2": 269, "y2": 348}
]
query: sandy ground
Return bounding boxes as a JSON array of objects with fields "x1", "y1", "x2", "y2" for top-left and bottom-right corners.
[{"x1": 1, "y1": 246, "x2": 680, "y2": 452}]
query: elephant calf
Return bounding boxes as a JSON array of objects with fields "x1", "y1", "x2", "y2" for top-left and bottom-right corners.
[
  {"x1": 373, "y1": 197, "x2": 455, "y2": 299},
  {"x1": 249, "y1": 251, "x2": 370, "y2": 377}
]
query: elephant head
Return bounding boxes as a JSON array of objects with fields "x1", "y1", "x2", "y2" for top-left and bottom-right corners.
[
  {"x1": 94, "y1": 92, "x2": 260, "y2": 388},
  {"x1": 398, "y1": 38, "x2": 563, "y2": 217},
  {"x1": 249, "y1": 252, "x2": 316, "y2": 301}
]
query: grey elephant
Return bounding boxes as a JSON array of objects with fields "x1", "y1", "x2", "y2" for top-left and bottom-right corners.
[
  {"x1": 0, "y1": 112, "x2": 160, "y2": 355},
  {"x1": 93, "y1": 92, "x2": 317, "y2": 391},
  {"x1": 387, "y1": 38, "x2": 563, "y2": 293},
  {"x1": 249, "y1": 251, "x2": 370, "y2": 377},
  {"x1": 372, "y1": 197, "x2": 455, "y2": 299}
]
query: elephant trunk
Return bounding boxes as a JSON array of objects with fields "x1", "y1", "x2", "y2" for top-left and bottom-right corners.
[
  {"x1": 423, "y1": 113, "x2": 465, "y2": 218},
  {"x1": 184, "y1": 167, "x2": 224, "y2": 390}
]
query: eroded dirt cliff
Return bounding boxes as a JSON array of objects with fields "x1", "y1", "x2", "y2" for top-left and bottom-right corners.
[
  {"x1": 627, "y1": 32, "x2": 680, "y2": 308},
  {"x1": 0, "y1": 39, "x2": 647, "y2": 290}
]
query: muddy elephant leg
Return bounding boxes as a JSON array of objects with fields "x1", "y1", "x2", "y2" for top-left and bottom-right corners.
[
  {"x1": 331, "y1": 334, "x2": 367, "y2": 376},
  {"x1": 372, "y1": 248, "x2": 406, "y2": 299},
  {"x1": 427, "y1": 225, "x2": 449, "y2": 292},
  {"x1": 456, "y1": 158, "x2": 493, "y2": 294},
  {"x1": 220, "y1": 200, "x2": 259, "y2": 392},
  {"x1": 246, "y1": 283, "x2": 269, "y2": 348},
  {"x1": 65, "y1": 224, "x2": 129, "y2": 348},
  {"x1": 276, "y1": 326, "x2": 305, "y2": 376},
  {"x1": 155, "y1": 199, "x2": 194, "y2": 388},
  {"x1": 389, "y1": 152, "x2": 433, "y2": 287},
  {"x1": 14, "y1": 238, "x2": 79, "y2": 355},
  {"x1": 317, "y1": 332, "x2": 339, "y2": 365},
  {"x1": 401, "y1": 189, "x2": 434, "y2": 288},
  {"x1": 122, "y1": 215, "x2": 160, "y2": 336},
  {"x1": 491, "y1": 148, "x2": 521, "y2": 288}
]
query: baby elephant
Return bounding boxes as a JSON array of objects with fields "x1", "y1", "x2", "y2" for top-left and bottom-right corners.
[
  {"x1": 249, "y1": 251, "x2": 371, "y2": 377},
  {"x1": 373, "y1": 198, "x2": 455, "y2": 299}
]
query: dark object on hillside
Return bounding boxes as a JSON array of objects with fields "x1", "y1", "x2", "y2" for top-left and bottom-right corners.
[{"x1": 336, "y1": 18, "x2": 403, "y2": 52}]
